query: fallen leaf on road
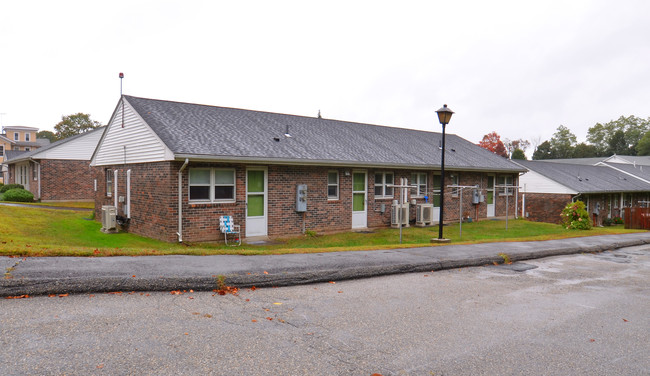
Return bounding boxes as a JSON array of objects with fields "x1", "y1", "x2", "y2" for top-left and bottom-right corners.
[
  {"x1": 252, "y1": 319, "x2": 257, "y2": 322},
  {"x1": 329, "y1": 281, "x2": 336, "y2": 284},
  {"x1": 273, "y1": 302, "x2": 282, "y2": 305},
  {"x1": 58, "y1": 294, "x2": 69, "y2": 298},
  {"x1": 623, "y1": 318, "x2": 628, "y2": 322},
  {"x1": 132, "y1": 275, "x2": 136, "y2": 278},
  {"x1": 97, "y1": 364, "x2": 104, "y2": 369},
  {"x1": 589, "y1": 339, "x2": 596, "y2": 342},
  {"x1": 5, "y1": 295, "x2": 30, "y2": 299},
  {"x1": 263, "y1": 271, "x2": 269, "y2": 274}
]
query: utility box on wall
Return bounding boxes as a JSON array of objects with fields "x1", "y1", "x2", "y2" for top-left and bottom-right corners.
[{"x1": 296, "y1": 184, "x2": 307, "y2": 212}]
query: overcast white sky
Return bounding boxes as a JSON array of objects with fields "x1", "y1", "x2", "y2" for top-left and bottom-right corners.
[{"x1": 1, "y1": 0, "x2": 649, "y2": 153}]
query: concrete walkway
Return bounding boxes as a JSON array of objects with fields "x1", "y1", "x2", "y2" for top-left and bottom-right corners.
[{"x1": 2, "y1": 233, "x2": 649, "y2": 297}]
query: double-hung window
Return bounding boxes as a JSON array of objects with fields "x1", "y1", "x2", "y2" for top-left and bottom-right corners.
[
  {"x1": 411, "y1": 172, "x2": 427, "y2": 197},
  {"x1": 451, "y1": 174, "x2": 460, "y2": 197},
  {"x1": 374, "y1": 172, "x2": 394, "y2": 198},
  {"x1": 25, "y1": 133, "x2": 30, "y2": 142},
  {"x1": 497, "y1": 175, "x2": 514, "y2": 196},
  {"x1": 189, "y1": 168, "x2": 236, "y2": 202},
  {"x1": 327, "y1": 171, "x2": 339, "y2": 200}
]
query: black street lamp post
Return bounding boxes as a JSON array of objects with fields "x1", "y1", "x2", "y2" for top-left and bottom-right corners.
[{"x1": 434, "y1": 104, "x2": 454, "y2": 242}]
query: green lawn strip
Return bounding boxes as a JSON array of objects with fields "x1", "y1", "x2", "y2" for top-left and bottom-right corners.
[{"x1": 0, "y1": 205, "x2": 644, "y2": 257}]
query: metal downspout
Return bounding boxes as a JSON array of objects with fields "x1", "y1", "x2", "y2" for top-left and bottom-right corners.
[{"x1": 177, "y1": 159, "x2": 189, "y2": 242}]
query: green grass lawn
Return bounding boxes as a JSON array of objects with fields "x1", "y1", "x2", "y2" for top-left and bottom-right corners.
[{"x1": 0, "y1": 204, "x2": 644, "y2": 257}]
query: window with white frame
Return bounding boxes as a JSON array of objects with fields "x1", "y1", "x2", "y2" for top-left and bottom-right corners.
[
  {"x1": 25, "y1": 133, "x2": 30, "y2": 142},
  {"x1": 327, "y1": 171, "x2": 339, "y2": 200},
  {"x1": 374, "y1": 172, "x2": 394, "y2": 198},
  {"x1": 451, "y1": 174, "x2": 460, "y2": 197},
  {"x1": 411, "y1": 172, "x2": 427, "y2": 197},
  {"x1": 106, "y1": 169, "x2": 113, "y2": 197},
  {"x1": 189, "y1": 168, "x2": 236, "y2": 202},
  {"x1": 32, "y1": 163, "x2": 37, "y2": 181},
  {"x1": 14, "y1": 133, "x2": 19, "y2": 141},
  {"x1": 498, "y1": 175, "x2": 514, "y2": 195}
]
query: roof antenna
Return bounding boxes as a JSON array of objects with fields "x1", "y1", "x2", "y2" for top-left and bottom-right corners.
[
  {"x1": 119, "y1": 72, "x2": 125, "y2": 128},
  {"x1": 317, "y1": 110, "x2": 322, "y2": 119}
]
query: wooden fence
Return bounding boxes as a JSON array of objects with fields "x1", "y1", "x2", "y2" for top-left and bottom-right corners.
[{"x1": 624, "y1": 207, "x2": 650, "y2": 229}]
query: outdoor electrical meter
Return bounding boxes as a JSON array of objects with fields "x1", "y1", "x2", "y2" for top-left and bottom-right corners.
[
  {"x1": 296, "y1": 184, "x2": 308, "y2": 212},
  {"x1": 472, "y1": 189, "x2": 480, "y2": 204}
]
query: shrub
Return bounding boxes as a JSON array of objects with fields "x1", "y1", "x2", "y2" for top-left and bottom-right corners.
[
  {"x1": 602, "y1": 217, "x2": 613, "y2": 226},
  {"x1": 612, "y1": 216, "x2": 623, "y2": 224},
  {"x1": 0, "y1": 184, "x2": 24, "y2": 193},
  {"x1": 2, "y1": 188, "x2": 34, "y2": 202},
  {"x1": 560, "y1": 200, "x2": 592, "y2": 230}
]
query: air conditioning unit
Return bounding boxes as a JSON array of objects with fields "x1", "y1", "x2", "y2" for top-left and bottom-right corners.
[
  {"x1": 415, "y1": 203, "x2": 434, "y2": 227},
  {"x1": 101, "y1": 205, "x2": 117, "y2": 233},
  {"x1": 391, "y1": 203, "x2": 409, "y2": 228}
]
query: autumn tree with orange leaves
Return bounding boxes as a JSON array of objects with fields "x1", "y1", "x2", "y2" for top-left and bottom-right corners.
[{"x1": 478, "y1": 131, "x2": 508, "y2": 157}]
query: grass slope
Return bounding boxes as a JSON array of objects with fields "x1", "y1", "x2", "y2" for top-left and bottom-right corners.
[{"x1": 0, "y1": 205, "x2": 644, "y2": 257}]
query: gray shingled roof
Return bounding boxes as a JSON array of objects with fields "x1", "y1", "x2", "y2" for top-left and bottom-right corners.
[
  {"x1": 517, "y1": 160, "x2": 650, "y2": 193},
  {"x1": 602, "y1": 162, "x2": 650, "y2": 182},
  {"x1": 124, "y1": 96, "x2": 524, "y2": 172}
]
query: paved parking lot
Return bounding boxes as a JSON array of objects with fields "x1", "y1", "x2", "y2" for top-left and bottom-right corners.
[{"x1": 1, "y1": 246, "x2": 648, "y2": 375}]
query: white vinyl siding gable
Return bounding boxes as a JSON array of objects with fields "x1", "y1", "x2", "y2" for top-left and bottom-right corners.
[
  {"x1": 34, "y1": 130, "x2": 103, "y2": 160},
  {"x1": 519, "y1": 170, "x2": 577, "y2": 194},
  {"x1": 92, "y1": 99, "x2": 173, "y2": 166}
]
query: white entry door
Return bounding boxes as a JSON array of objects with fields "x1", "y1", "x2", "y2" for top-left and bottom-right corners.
[
  {"x1": 351, "y1": 171, "x2": 367, "y2": 228},
  {"x1": 246, "y1": 168, "x2": 268, "y2": 237},
  {"x1": 487, "y1": 175, "x2": 495, "y2": 217}
]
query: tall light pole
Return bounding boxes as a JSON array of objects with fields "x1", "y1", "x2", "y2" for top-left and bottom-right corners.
[{"x1": 434, "y1": 104, "x2": 454, "y2": 242}]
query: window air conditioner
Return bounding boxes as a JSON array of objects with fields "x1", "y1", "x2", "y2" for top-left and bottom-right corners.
[
  {"x1": 101, "y1": 205, "x2": 117, "y2": 233},
  {"x1": 391, "y1": 203, "x2": 410, "y2": 228},
  {"x1": 416, "y1": 203, "x2": 434, "y2": 227}
]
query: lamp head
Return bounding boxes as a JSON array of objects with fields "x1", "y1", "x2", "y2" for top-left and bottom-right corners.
[{"x1": 436, "y1": 104, "x2": 454, "y2": 125}]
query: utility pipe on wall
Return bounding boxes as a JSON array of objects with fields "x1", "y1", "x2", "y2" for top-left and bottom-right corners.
[{"x1": 177, "y1": 159, "x2": 189, "y2": 242}]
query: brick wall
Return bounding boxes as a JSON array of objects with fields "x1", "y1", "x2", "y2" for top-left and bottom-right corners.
[
  {"x1": 39, "y1": 159, "x2": 96, "y2": 201},
  {"x1": 95, "y1": 161, "x2": 178, "y2": 242},
  {"x1": 93, "y1": 161, "x2": 521, "y2": 243},
  {"x1": 520, "y1": 193, "x2": 572, "y2": 223}
]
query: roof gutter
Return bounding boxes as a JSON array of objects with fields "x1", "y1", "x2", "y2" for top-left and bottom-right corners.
[
  {"x1": 173, "y1": 155, "x2": 526, "y2": 173},
  {"x1": 177, "y1": 158, "x2": 189, "y2": 242}
]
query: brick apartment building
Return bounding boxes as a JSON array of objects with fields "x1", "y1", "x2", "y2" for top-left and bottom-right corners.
[
  {"x1": 516, "y1": 159, "x2": 650, "y2": 223},
  {"x1": 5, "y1": 128, "x2": 104, "y2": 201},
  {"x1": 91, "y1": 95, "x2": 526, "y2": 243}
]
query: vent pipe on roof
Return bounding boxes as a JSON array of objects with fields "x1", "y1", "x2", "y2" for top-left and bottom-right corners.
[
  {"x1": 318, "y1": 110, "x2": 322, "y2": 119},
  {"x1": 284, "y1": 124, "x2": 292, "y2": 138}
]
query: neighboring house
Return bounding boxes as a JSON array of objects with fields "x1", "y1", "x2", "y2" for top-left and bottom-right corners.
[
  {"x1": 516, "y1": 160, "x2": 650, "y2": 223},
  {"x1": 0, "y1": 126, "x2": 50, "y2": 184},
  {"x1": 539, "y1": 155, "x2": 650, "y2": 166},
  {"x1": 90, "y1": 95, "x2": 526, "y2": 243},
  {"x1": 4, "y1": 128, "x2": 105, "y2": 201}
]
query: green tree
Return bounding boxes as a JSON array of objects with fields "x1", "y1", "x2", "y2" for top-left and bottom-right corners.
[
  {"x1": 54, "y1": 113, "x2": 102, "y2": 140},
  {"x1": 504, "y1": 138, "x2": 531, "y2": 158},
  {"x1": 532, "y1": 140, "x2": 554, "y2": 160},
  {"x1": 511, "y1": 148, "x2": 526, "y2": 160},
  {"x1": 572, "y1": 143, "x2": 599, "y2": 158},
  {"x1": 607, "y1": 129, "x2": 631, "y2": 155},
  {"x1": 549, "y1": 125, "x2": 577, "y2": 159},
  {"x1": 586, "y1": 115, "x2": 650, "y2": 156},
  {"x1": 637, "y1": 131, "x2": 650, "y2": 156},
  {"x1": 36, "y1": 130, "x2": 57, "y2": 143}
]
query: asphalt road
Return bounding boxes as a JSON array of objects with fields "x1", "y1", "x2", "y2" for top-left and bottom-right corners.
[{"x1": 1, "y1": 246, "x2": 648, "y2": 375}]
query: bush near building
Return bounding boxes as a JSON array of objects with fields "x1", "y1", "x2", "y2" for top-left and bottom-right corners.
[{"x1": 2, "y1": 188, "x2": 34, "y2": 202}]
